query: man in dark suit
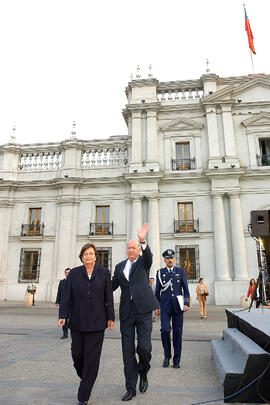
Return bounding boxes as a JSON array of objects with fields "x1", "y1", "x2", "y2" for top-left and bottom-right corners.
[
  {"x1": 112, "y1": 223, "x2": 159, "y2": 401},
  {"x1": 155, "y1": 249, "x2": 190, "y2": 369},
  {"x1": 55, "y1": 267, "x2": 70, "y2": 339}
]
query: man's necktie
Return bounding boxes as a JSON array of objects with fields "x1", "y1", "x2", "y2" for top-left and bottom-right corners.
[{"x1": 129, "y1": 261, "x2": 134, "y2": 277}]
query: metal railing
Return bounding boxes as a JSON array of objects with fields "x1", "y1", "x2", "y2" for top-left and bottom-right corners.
[
  {"x1": 172, "y1": 158, "x2": 196, "y2": 171},
  {"x1": 89, "y1": 222, "x2": 114, "y2": 236},
  {"x1": 256, "y1": 154, "x2": 270, "y2": 166},
  {"x1": 21, "y1": 224, "x2": 44, "y2": 237},
  {"x1": 174, "y1": 219, "x2": 199, "y2": 233}
]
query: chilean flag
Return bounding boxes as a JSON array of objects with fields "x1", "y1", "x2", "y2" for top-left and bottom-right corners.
[{"x1": 244, "y1": 5, "x2": 256, "y2": 54}]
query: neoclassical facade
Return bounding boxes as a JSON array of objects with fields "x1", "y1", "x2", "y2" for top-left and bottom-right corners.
[{"x1": 1, "y1": 72, "x2": 270, "y2": 304}]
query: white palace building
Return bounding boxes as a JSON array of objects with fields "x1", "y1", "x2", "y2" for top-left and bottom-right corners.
[{"x1": 1, "y1": 70, "x2": 270, "y2": 305}]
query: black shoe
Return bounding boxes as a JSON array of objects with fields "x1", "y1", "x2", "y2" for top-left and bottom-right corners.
[
  {"x1": 78, "y1": 402, "x2": 88, "y2": 405},
  {"x1": 60, "y1": 335, "x2": 68, "y2": 339},
  {"x1": 173, "y1": 363, "x2": 180, "y2": 369},
  {"x1": 139, "y1": 374, "x2": 148, "y2": 393},
  {"x1": 122, "y1": 390, "x2": 136, "y2": 401},
  {"x1": 163, "y1": 357, "x2": 170, "y2": 367}
]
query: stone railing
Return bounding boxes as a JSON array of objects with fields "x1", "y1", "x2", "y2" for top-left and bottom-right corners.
[
  {"x1": 19, "y1": 151, "x2": 63, "y2": 171},
  {"x1": 81, "y1": 147, "x2": 129, "y2": 168},
  {"x1": 157, "y1": 80, "x2": 204, "y2": 102}
]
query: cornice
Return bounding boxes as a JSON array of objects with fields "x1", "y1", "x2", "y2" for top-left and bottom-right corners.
[
  {"x1": 204, "y1": 168, "x2": 246, "y2": 179},
  {"x1": 127, "y1": 78, "x2": 159, "y2": 88},
  {"x1": 124, "y1": 171, "x2": 163, "y2": 183},
  {"x1": 124, "y1": 102, "x2": 162, "y2": 114}
]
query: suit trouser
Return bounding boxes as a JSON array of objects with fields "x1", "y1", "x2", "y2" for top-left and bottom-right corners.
[
  {"x1": 198, "y1": 296, "x2": 207, "y2": 317},
  {"x1": 160, "y1": 309, "x2": 183, "y2": 365},
  {"x1": 120, "y1": 300, "x2": 152, "y2": 391},
  {"x1": 71, "y1": 329, "x2": 105, "y2": 402}
]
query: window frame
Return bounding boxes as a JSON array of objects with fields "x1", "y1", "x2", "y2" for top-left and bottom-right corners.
[{"x1": 18, "y1": 248, "x2": 41, "y2": 283}]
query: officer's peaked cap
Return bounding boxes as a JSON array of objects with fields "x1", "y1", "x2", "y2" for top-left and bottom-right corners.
[{"x1": 162, "y1": 249, "x2": 175, "y2": 258}]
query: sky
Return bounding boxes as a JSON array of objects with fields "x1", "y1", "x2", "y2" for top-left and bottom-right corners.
[{"x1": 0, "y1": 0, "x2": 269, "y2": 146}]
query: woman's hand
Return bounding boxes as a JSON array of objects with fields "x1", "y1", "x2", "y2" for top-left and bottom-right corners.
[
  {"x1": 58, "y1": 319, "x2": 65, "y2": 327},
  {"x1": 107, "y1": 320, "x2": 114, "y2": 330},
  {"x1": 155, "y1": 309, "x2": 160, "y2": 316}
]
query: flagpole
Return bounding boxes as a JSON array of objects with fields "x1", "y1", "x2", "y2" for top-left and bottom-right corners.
[{"x1": 250, "y1": 50, "x2": 255, "y2": 74}]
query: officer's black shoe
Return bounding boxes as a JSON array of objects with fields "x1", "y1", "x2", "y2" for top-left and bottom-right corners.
[
  {"x1": 173, "y1": 363, "x2": 180, "y2": 369},
  {"x1": 163, "y1": 358, "x2": 170, "y2": 367},
  {"x1": 122, "y1": 390, "x2": 136, "y2": 401},
  {"x1": 60, "y1": 335, "x2": 68, "y2": 339},
  {"x1": 139, "y1": 374, "x2": 148, "y2": 393}
]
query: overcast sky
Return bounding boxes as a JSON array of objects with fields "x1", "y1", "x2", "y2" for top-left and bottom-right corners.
[{"x1": 0, "y1": 0, "x2": 269, "y2": 146}]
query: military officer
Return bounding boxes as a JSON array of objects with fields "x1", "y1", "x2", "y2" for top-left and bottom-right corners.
[{"x1": 155, "y1": 249, "x2": 190, "y2": 369}]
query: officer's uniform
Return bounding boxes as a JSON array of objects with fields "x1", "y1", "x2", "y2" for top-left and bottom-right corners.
[{"x1": 155, "y1": 249, "x2": 190, "y2": 367}]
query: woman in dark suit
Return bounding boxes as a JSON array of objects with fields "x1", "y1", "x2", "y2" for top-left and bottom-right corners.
[{"x1": 58, "y1": 243, "x2": 114, "y2": 405}]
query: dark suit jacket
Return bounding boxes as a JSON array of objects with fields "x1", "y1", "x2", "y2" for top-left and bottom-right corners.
[
  {"x1": 55, "y1": 278, "x2": 67, "y2": 305},
  {"x1": 112, "y1": 245, "x2": 159, "y2": 321},
  {"x1": 59, "y1": 265, "x2": 115, "y2": 332}
]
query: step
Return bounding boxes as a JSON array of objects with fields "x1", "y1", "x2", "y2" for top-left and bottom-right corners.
[
  {"x1": 223, "y1": 328, "x2": 267, "y2": 363},
  {"x1": 211, "y1": 339, "x2": 244, "y2": 384}
]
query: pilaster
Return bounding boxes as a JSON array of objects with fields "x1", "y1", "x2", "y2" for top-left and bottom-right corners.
[
  {"x1": 131, "y1": 196, "x2": 143, "y2": 238},
  {"x1": 229, "y1": 193, "x2": 248, "y2": 280},
  {"x1": 146, "y1": 110, "x2": 159, "y2": 170},
  {"x1": 211, "y1": 193, "x2": 231, "y2": 281},
  {"x1": 205, "y1": 106, "x2": 221, "y2": 168},
  {"x1": 221, "y1": 104, "x2": 240, "y2": 168},
  {"x1": 147, "y1": 195, "x2": 160, "y2": 275}
]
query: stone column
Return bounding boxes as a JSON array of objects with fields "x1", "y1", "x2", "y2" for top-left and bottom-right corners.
[
  {"x1": 131, "y1": 197, "x2": 142, "y2": 238},
  {"x1": 229, "y1": 194, "x2": 248, "y2": 280},
  {"x1": 0, "y1": 201, "x2": 14, "y2": 300},
  {"x1": 221, "y1": 105, "x2": 236, "y2": 157},
  {"x1": 147, "y1": 196, "x2": 161, "y2": 276},
  {"x1": 206, "y1": 107, "x2": 220, "y2": 159},
  {"x1": 212, "y1": 194, "x2": 231, "y2": 280},
  {"x1": 131, "y1": 112, "x2": 142, "y2": 164},
  {"x1": 146, "y1": 110, "x2": 158, "y2": 167}
]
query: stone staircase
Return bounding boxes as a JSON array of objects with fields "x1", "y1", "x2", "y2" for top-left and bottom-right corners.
[{"x1": 211, "y1": 328, "x2": 270, "y2": 402}]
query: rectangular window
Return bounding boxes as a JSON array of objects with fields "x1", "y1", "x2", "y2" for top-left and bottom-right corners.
[
  {"x1": 96, "y1": 248, "x2": 112, "y2": 272},
  {"x1": 175, "y1": 245, "x2": 199, "y2": 280},
  {"x1": 18, "y1": 248, "x2": 41, "y2": 282},
  {"x1": 259, "y1": 138, "x2": 270, "y2": 166},
  {"x1": 176, "y1": 142, "x2": 190, "y2": 170},
  {"x1": 177, "y1": 202, "x2": 194, "y2": 232},
  {"x1": 28, "y1": 208, "x2": 42, "y2": 236},
  {"x1": 95, "y1": 206, "x2": 110, "y2": 235}
]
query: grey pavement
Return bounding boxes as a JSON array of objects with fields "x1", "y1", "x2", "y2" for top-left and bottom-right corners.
[{"x1": 0, "y1": 301, "x2": 238, "y2": 405}]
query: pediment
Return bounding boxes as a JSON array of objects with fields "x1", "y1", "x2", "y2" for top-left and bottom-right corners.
[
  {"x1": 159, "y1": 117, "x2": 204, "y2": 132},
  {"x1": 242, "y1": 112, "x2": 270, "y2": 127},
  {"x1": 202, "y1": 78, "x2": 270, "y2": 104}
]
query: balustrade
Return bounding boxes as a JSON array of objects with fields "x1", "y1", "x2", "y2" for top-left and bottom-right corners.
[
  {"x1": 81, "y1": 147, "x2": 129, "y2": 168},
  {"x1": 157, "y1": 88, "x2": 204, "y2": 102},
  {"x1": 19, "y1": 151, "x2": 62, "y2": 171}
]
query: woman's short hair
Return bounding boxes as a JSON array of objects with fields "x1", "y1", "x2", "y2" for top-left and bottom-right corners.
[
  {"x1": 199, "y1": 277, "x2": 204, "y2": 283},
  {"x1": 79, "y1": 243, "x2": 98, "y2": 262}
]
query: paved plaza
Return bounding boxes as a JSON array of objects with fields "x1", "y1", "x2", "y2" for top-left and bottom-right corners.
[{"x1": 0, "y1": 301, "x2": 235, "y2": 405}]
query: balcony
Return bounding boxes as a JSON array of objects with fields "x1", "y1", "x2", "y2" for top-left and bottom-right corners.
[
  {"x1": 89, "y1": 222, "x2": 114, "y2": 236},
  {"x1": 21, "y1": 224, "x2": 44, "y2": 237},
  {"x1": 256, "y1": 154, "x2": 270, "y2": 166},
  {"x1": 172, "y1": 158, "x2": 196, "y2": 171},
  {"x1": 174, "y1": 219, "x2": 199, "y2": 233}
]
